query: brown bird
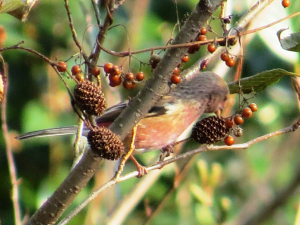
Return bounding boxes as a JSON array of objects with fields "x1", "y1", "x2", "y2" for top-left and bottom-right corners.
[{"x1": 17, "y1": 71, "x2": 229, "y2": 153}]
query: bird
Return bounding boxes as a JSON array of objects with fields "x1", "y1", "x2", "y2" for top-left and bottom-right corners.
[{"x1": 17, "y1": 71, "x2": 229, "y2": 154}]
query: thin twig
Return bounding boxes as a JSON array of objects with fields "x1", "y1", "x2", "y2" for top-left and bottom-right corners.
[
  {"x1": 0, "y1": 56, "x2": 22, "y2": 225},
  {"x1": 94, "y1": 9, "x2": 300, "y2": 59},
  {"x1": 185, "y1": 0, "x2": 277, "y2": 79},
  {"x1": 64, "y1": 0, "x2": 90, "y2": 64},
  {"x1": 0, "y1": 43, "x2": 77, "y2": 101},
  {"x1": 91, "y1": 0, "x2": 101, "y2": 26},
  {"x1": 89, "y1": 0, "x2": 116, "y2": 69},
  {"x1": 0, "y1": 42, "x2": 52, "y2": 64}
]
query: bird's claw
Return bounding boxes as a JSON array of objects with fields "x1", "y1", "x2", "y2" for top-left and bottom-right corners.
[
  {"x1": 136, "y1": 166, "x2": 148, "y2": 178},
  {"x1": 130, "y1": 155, "x2": 148, "y2": 178},
  {"x1": 159, "y1": 145, "x2": 174, "y2": 161}
]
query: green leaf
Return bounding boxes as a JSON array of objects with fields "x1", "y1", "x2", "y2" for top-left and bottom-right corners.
[
  {"x1": 0, "y1": 0, "x2": 37, "y2": 21},
  {"x1": 228, "y1": 69, "x2": 300, "y2": 94},
  {"x1": 0, "y1": 0, "x2": 24, "y2": 14},
  {"x1": 277, "y1": 29, "x2": 300, "y2": 52}
]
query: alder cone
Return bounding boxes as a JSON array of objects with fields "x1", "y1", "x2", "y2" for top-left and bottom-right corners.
[
  {"x1": 191, "y1": 116, "x2": 228, "y2": 144},
  {"x1": 88, "y1": 127, "x2": 125, "y2": 160},
  {"x1": 74, "y1": 80, "x2": 106, "y2": 116}
]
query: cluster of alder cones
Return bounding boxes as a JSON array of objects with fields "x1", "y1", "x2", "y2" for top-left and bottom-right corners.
[
  {"x1": 58, "y1": 64, "x2": 126, "y2": 161},
  {"x1": 73, "y1": 79, "x2": 125, "y2": 160}
]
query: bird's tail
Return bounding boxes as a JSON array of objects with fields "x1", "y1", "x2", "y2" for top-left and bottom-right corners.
[{"x1": 17, "y1": 126, "x2": 79, "y2": 140}]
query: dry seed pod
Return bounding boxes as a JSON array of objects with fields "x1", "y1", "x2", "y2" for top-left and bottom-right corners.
[
  {"x1": 234, "y1": 126, "x2": 243, "y2": 137},
  {"x1": 74, "y1": 80, "x2": 106, "y2": 116},
  {"x1": 87, "y1": 126, "x2": 125, "y2": 160},
  {"x1": 191, "y1": 116, "x2": 228, "y2": 144}
]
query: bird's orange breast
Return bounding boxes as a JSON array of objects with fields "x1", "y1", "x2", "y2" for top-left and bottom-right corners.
[{"x1": 123, "y1": 102, "x2": 204, "y2": 151}]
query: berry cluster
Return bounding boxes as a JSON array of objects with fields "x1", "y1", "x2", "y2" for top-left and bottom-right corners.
[
  {"x1": 179, "y1": 25, "x2": 238, "y2": 73},
  {"x1": 56, "y1": 62, "x2": 85, "y2": 82},
  {"x1": 188, "y1": 27, "x2": 208, "y2": 54},
  {"x1": 170, "y1": 54, "x2": 190, "y2": 84},
  {"x1": 56, "y1": 62, "x2": 102, "y2": 83},
  {"x1": 220, "y1": 51, "x2": 236, "y2": 67},
  {"x1": 103, "y1": 62, "x2": 145, "y2": 89},
  {"x1": 71, "y1": 65, "x2": 85, "y2": 82},
  {"x1": 223, "y1": 103, "x2": 258, "y2": 146}
]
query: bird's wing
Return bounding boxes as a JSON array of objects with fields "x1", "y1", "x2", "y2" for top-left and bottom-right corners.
[
  {"x1": 95, "y1": 102, "x2": 128, "y2": 123},
  {"x1": 96, "y1": 95, "x2": 174, "y2": 123}
]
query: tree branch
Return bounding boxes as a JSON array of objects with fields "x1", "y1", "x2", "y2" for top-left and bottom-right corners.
[
  {"x1": 25, "y1": 1, "x2": 224, "y2": 224},
  {"x1": 1, "y1": 56, "x2": 22, "y2": 225},
  {"x1": 109, "y1": 0, "x2": 223, "y2": 139}
]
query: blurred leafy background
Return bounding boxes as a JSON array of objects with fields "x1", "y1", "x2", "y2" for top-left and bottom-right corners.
[{"x1": 1, "y1": 0, "x2": 300, "y2": 224}]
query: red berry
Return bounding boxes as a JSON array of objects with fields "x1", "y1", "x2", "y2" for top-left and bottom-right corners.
[
  {"x1": 57, "y1": 61, "x2": 67, "y2": 72},
  {"x1": 225, "y1": 118, "x2": 234, "y2": 129},
  {"x1": 124, "y1": 72, "x2": 135, "y2": 81},
  {"x1": 198, "y1": 35, "x2": 207, "y2": 42},
  {"x1": 242, "y1": 107, "x2": 253, "y2": 119},
  {"x1": 200, "y1": 27, "x2": 207, "y2": 35},
  {"x1": 104, "y1": 62, "x2": 114, "y2": 73},
  {"x1": 75, "y1": 73, "x2": 84, "y2": 82},
  {"x1": 135, "y1": 71, "x2": 145, "y2": 81},
  {"x1": 188, "y1": 45, "x2": 200, "y2": 54},
  {"x1": 109, "y1": 74, "x2": 122, "y2": 87},
  {"x1": 234, "y1": 114, "x2": 244, "y2": 125},
  {"x1": 248, "y1": 103, "x2": 258, "y2": 112},
  {"x1": 123, "y1": 80, "x2": 136, "y2": 89},
  {"x1": 173, "y1": 67, "x2": 180, "y2": 74},
  {"x1": 224, "y1": 135, "x2": 235, "y2": 146},
  {"x1": 181, "y1": 54, "x2": 189, "y2": 63},
  {"x1": 225, "y1": 57, "x2": 236, "y2": 67},
  {"x1": 91, "y1": 67, "x2": 100, "y2": 76},
  {"x1": 110, "y1": 65, "x2": 121, "y2": 76},
  {"x1": 282, "y1": 0, "x2": 290, "y2": 8},
  {"x1": 71, "y1": 65, "x2": 82, "y2": 75},
  {"x1": 220, "y1": 52, "x2": 229, "y2": 61},
  {"x1": 207, "y1": 43, "x2": 217, "y2": 53},
  {"x1": 171, "y1": 74, "x2": 181, "y2": 84}
]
